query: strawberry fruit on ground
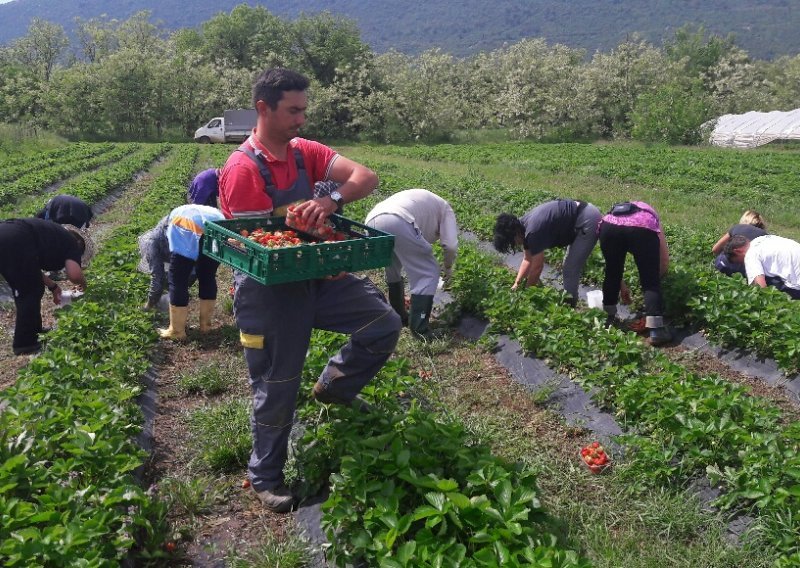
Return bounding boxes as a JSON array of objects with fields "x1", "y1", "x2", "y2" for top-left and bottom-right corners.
[{"x1": 580, "y1": 441, "x2": 611, "y2": 474}]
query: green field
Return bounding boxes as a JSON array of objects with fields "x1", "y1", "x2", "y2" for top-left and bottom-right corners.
[{"x1": 1, "y1": 140, "x2": 798, "y2": 567}]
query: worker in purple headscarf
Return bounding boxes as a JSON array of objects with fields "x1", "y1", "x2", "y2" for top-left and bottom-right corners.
[{"x1": 188, "y1": 168, "x2": 220, "y2": 207}]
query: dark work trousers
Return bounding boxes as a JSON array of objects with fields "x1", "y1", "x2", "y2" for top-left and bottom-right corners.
[
  {"x1": 168, "y1": 249, "x2": 220, "y2": 306},
  {"x1": 766, "y1": 276, "x2": 800, "y2": 300},
  {"x1": 233, "y1": 272, "x2": 401, "y2": 491},
  {"x1": 0, "y1": 224, "x2": 46, "y2": 349},
  {"x1": 600, "y1": 224, "x2": 663, "y2": 316}
]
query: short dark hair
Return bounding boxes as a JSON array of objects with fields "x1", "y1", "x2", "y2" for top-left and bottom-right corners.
[
  {"x1": 252, "y1": 68, "x2": 310, "y2": 110},
  {"x1": 493, "y1": 213, "x2": 523, "y2": 253},
  {"x1": 724, "y1": 234, "x2": 750, "y2": 260}
]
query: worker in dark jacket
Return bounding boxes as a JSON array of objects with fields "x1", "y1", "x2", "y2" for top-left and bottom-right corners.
[
  {"x1": 36, "y1": 195, "x2": 94, "y2": 229},
  {"x1": 493, "y1": 198, "x2": 601, "y2": 306},
  {"x1": 0, "y1": 219, "x2": 94, "y2": 355}
]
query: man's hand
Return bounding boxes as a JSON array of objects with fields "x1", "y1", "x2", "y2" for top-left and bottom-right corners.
[
  {"x1": 293, "y1": 198, "x2": 336, "y2": 228},
  {"x1": 442, "y1": 266, "x2": 453, "y2": 284},
  {"x1": 51, "y1": 286, "x2": 62, "y2": 306},
  {"x1": 324, "y1": 271, "x2": 348, "y2": 281}
]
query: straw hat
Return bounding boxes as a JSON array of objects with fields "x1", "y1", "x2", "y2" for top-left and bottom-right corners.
[{"x1": 62, "y1": 224, "x2": 96, "y2": 266}]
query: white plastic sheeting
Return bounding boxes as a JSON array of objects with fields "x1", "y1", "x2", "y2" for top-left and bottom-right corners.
[{"x1": 709, "y1": 109, "x2": 800, "y2": 149}]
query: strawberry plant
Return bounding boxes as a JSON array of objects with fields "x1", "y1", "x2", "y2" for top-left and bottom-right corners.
[
  {"x1": 447, "y1": 241, "x2": 800, "y2": 562},
  {"x1": 0, "y1": 144, "x2": 198, "y2": 564}
]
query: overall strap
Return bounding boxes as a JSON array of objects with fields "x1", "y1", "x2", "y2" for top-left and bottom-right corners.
[
  {"x1": 236, "y1": 146, "x2": 306, "y2": 193},
  {"x1": 237, "y1": 146, "x2": 275, "y2": 192},
  {"x1": 236, "y1": 143, "x2": 312, "y2": 211}
]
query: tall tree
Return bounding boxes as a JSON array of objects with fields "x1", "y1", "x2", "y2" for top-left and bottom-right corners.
[
  {"x1": 664, "y1": 24, "x2": 737, "y2": 78},
  {"x1": 74, "y1": 16, "x2": 120, "y2": 63},
  {"x1": 117, "y1": 11, "x2": 165, "y2": 55},
  {"x1": 488, "y1": 38, "x2": 596, "y2": 139},
  {"x1": 586, "y1": 36, "x2": 676, "y2": 137},
  {"x1": 763, "y1": 54, "x2": 800, "y2": 110},
  {"x1": 200, "y1": 5, "x2": 285, "y2": 70},
  {"x1": 11, "y1": 18, "x2": 69, "y2": 81},
  {"x1": 289, "y1": 13, "x2": 371, "y2": 86}
]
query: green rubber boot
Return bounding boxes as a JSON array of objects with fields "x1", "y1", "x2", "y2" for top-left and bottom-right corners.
[
  {"x1": 409, "y1": 294, "x2": 434, "y2": 339},
  {"x1": 387, "y1": 281, "x2": 408, "y2": 326}
]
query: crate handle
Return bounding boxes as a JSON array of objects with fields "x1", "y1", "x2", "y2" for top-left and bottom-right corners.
[{"x1": 221, "y1": 237, "x2": 253, "y2": 256}]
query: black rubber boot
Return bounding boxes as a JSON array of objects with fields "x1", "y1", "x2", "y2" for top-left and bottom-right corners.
[
  {"x1": 409, "y1": 294, "x2": 434, "y2": 339},
  {"x1": 603, "y1": 305, "x2": 618, "y2": 329},
  {"x1": 387, "y1": 281, "x2": 408, "y2": 326}
]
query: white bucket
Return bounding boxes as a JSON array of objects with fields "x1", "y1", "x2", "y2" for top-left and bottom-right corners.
[
  {"x1": 586, "y1": 290, "x2": 604, "y2": 309},
  {"x1": 58, "y1": 290, "x2": 84, "y2": 308}
]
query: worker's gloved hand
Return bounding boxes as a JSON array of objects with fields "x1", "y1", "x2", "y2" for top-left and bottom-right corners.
[{"x1": 143, "y1": 298, "x2": 158, "y2": 310}]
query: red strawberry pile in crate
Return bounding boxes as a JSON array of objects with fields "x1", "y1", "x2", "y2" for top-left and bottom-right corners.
[
  {"x1": 580, "y1": 441, "x2": 611, "y2": 474},
  {"x1": 239, "y1": 227, "x2": 304, "y2": 249}
]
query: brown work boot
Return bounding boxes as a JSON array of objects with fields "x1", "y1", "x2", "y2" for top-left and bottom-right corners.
[
  {"x1": 644, "y1": 316, "x2": 672, "y2": 346},
  {"x1": 646, "y1": 327, "x2": 673, "y2": 347},
  {"x1": 253, "y1": 484, "x2": 294, "y2": 513},
  {"x1": 312, "y1": 381, "x2": 373, "y2": 413}
]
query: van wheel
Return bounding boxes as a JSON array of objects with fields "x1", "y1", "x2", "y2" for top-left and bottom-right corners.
[{"x1": 198, "y1": 136, "x2": 211, "y2": 144}]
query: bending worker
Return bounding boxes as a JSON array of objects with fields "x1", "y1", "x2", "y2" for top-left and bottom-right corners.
[
  {"x1": 365, "y1": 188, "x2": 457, "y2": 338},
  {"x1": 142, "y1": 204, "x2": 225, "y2": 339},
  {"x1": 711, "y1": 210, "x2": 767, "y2": 277},
  {"x1": 36, "y1": 194, "x2": 94, "y2": 229},
  {"x1": 598, "y1": 201, "x2": 671, "y2": 346},
  {"x1": 0, "y1": 219, "x2": 93, "y2": 355},
  {"x1": 187, "y1": 168, "x2": 220, "y2": 207},
  {"x1": 219, "y1": 67, "x2": 401, "y2": 513},
  {"x1": 724, "y1": 234, "x2": 800, "y2": 300},
  {"x1": 139, "y1": 168, "x2": 221, "y2": 312},
  {"x1": 493, "y1": 198, "x2": 601, "y2": 306}
]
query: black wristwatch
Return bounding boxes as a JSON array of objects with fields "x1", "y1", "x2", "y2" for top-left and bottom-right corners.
[
  {"x1": 47, "y1": 283, "x2": 58, "y2": 292},
  {"x1": 329, "y1": 190, "x2": 344, "y2": 208}
]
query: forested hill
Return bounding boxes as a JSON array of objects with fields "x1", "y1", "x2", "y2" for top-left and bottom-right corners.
[{"x1": 0, "y1": 0, "x2": 798, "y2": 60}]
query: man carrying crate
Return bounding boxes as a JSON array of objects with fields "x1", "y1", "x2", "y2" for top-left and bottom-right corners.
[{"x1": 218, "y1": 67, "x2": 402, "y2": 513}]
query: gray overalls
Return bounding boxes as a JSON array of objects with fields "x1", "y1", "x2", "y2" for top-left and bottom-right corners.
[{"x1": 233, "y1": 146, "x2": 401, "y2": 492}]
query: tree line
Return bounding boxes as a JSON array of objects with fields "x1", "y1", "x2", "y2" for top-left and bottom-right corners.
[{"x1": 1, "y1": 4, "x2": 799, "y2": 144}]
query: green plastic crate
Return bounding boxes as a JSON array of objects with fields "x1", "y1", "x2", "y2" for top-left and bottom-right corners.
[{"x1": 203, "y1": 214, "x2": 395, "y2": 285}]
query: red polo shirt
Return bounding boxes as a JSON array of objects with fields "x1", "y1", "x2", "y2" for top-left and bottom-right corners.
[{"x1": 218, "y1": 131, "x2": 337, "y2": 218}]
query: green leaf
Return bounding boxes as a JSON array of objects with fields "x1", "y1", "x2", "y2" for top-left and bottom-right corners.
[
  {"x1": 397, "y1": 541, "x2": 416, "y2": 564},
  {"x1": 411, "y1": 505, "x2": 441, "y2": 521},
  {"x1": 445, "y1": 492, "x2": 471, "y2": 509},
  {"x1": 435, "y1": 478, "x2": 459, "y2": 492},
  {"x1": 396, "y1": 449, "x2": 411, "y2": 467},
  {"x1": 425, "y1": 491, "x2": 446, "y2": 511}
]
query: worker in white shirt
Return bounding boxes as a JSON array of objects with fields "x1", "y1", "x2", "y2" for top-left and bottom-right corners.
[
  {"x1": 724, "y1": 234, "x2": 800, "y2": 299},
  {"x1": 365, "y1": 189, "x2": 458, "y2": 338}
]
